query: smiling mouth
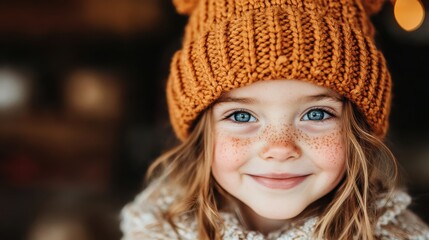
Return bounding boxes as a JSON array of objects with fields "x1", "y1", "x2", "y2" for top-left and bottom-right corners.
[{"x1": 248, "y1": 173, "x2": 309, "y2": 190}]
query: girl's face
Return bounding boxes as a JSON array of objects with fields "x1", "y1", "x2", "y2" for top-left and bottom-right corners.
[{"x1": 211, "y1": 80, "x2": 346, "y2": 231}]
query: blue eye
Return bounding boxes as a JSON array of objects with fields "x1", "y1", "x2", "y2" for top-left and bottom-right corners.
[
  {"x1": 229, "y1": 111, "x2": 256, "y2": 122},
  {"x1": 302, "y1": 109, "x2": 332, "y2": 121}
]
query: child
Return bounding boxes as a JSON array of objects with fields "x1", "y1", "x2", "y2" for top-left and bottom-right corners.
[{"x1": 121, "y1": 0, "x2": 429, "y2": 239}]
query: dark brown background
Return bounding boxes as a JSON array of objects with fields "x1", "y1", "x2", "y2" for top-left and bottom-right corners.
[{"x1": 0, "y1": 1, "x2": 428, "y2": 239}]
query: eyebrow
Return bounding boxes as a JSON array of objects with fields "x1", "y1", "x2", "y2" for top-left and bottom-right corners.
[
  {"x1": 215, "y1": 96, "x2": 258, "y2": 104},
  {"x1": 215, "y1": 93, "x2": 342, "y2": 105},
  {"x1": 303, "y1": 93, "x2": 343, "y2": 103}
]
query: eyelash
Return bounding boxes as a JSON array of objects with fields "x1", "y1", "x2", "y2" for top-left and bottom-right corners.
[
  {"x1": 223, "y1": 107, "x2": 336, "y2": 123},
  {"x1": 303, "y1": 107, "x2": 336, "y2": 121},
  {"x1": 224, "y1": 109, "x2": 257, "y2": 123}
]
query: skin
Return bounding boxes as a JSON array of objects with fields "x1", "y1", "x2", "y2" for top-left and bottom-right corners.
[{"x1": 211, "y1": 79, "x2": 346, "y2": 234}]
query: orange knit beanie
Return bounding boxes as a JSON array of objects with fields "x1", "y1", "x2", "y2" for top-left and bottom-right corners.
[{"x1": 167, "y1": 0, "x2": 391, "y2": 140}]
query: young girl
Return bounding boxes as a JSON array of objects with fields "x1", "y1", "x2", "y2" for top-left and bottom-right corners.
[{"x1": 121, "y1": 0, "x2": 429, "y2": 239}]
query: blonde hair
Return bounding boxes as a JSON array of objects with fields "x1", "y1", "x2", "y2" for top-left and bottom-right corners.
[
  {"x1": 145, "y1": 108, "x2": 222, "y2": 239},
  {"x1": 144, "y1": 101, "x2": 399, "y2": 239}
]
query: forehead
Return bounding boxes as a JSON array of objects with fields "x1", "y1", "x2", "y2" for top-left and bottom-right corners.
[{"x1": 217, "y1": 80, "x2": 342, "y2": 104}]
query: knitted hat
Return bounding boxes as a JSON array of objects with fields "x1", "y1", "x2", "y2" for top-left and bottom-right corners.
[{"x1": 167, "y1": 0, "x2": 391, "y2": 141}]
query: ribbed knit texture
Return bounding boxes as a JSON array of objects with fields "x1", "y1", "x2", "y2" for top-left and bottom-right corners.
[{"x1": 167, "y1": 0, "x2": 391, "y2": 140}]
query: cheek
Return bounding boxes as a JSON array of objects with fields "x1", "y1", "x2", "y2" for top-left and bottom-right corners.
[
  {"x1": 212, "y1": 133, "x2": 250, "y2": 172},
  {"x1": 310, "y1": 131, "x2": 346, "y2": 171}
]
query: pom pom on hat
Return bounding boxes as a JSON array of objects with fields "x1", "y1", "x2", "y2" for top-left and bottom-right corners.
[
  {"x1": 172, "y1": 0, "x2": 199, "y2": 15},
  {"x1": 362, "y1": 0, "x2": 387, "y2": 15}
]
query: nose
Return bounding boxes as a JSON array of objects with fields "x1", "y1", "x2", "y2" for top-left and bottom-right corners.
[{"x1": 259, "y1": 140, "x2": 301, "y2": 161}]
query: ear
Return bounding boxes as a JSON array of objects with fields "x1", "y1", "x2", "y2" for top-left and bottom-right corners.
[
  {"x1": 172, "y1": 0, "x2": 200, "y2": 15},
  {"x1": 361, "y1": 0, "x2": 388, "y2": 15}
]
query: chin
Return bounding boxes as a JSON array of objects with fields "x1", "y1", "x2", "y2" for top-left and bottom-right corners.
[{"x1": 252, "y1": 204, "x2": 304, "y2": 220}]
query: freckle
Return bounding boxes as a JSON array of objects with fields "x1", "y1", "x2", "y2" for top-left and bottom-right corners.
[{"x1": 231, "y1": 137, "x2": 239, "y2": 146}]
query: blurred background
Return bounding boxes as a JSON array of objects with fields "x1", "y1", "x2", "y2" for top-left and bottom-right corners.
[{"x1": 0, "y1": 0, "x2": 428, "y2": 239}]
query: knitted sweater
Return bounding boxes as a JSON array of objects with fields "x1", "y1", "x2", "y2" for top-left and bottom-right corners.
[{"x1": 120, "y1": 189, "x2": 429, "y2": 239}]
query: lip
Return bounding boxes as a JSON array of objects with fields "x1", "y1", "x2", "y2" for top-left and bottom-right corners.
[{"x1": 248, "y1": 173, "x2": 309, "y2": 190}]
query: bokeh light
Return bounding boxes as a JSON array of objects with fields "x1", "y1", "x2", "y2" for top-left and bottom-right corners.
[
  {"x1": 65, "y1": 70, "x2": 123, "y2": 120},
  {"x1": 0, "y1": 68, "x2": 31, "y2": 113},
  {"x1": 394, "y1": 0, "x2": 425, "y2": 31}
]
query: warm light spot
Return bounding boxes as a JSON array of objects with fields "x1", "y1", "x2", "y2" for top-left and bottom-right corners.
[
  {"x1": 394, "y1": 0, "x2": 425, "y2": 31},
  {"x1": 65, "y1": 70, "x2": 123, "y2": 119},
  {"x1": 67, "y1": 73, "x2": 105, "y2": 111}
]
